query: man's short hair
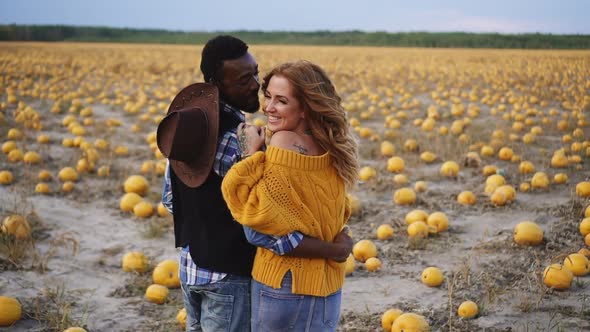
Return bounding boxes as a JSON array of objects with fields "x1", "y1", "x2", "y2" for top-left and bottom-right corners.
[{"x1": 200, "y1": 35, "x2": 249, "y2": 83}]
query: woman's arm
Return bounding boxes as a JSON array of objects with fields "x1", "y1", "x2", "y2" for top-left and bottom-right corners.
[{"x1": 221, "y1": 151, "x2": 319, "y2": 236}]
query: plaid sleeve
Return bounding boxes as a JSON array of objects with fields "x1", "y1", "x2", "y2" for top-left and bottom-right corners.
[
  {"x1": 243, "y1": 226, "x2": 304, "y2": 255},
  {"x1": 213, "y1": 129, "x2": 241, "y2": 177},
  {"x1": 161, "y1": 161, "x2": 173, "y2": 214}
]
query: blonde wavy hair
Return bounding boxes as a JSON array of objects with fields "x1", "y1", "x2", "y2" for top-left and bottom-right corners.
[{"x1": 261, "y1": 60, "x2": 359, "y2": 189}]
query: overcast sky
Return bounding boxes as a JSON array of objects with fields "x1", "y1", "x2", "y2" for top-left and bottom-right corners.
[{"x1": 1, "y1": 0, "x2": 589, "y2": 34}]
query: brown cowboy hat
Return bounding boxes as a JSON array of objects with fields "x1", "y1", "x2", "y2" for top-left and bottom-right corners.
[{"x1": 156, "y1": 83, "x2": 219, "y2": 188}]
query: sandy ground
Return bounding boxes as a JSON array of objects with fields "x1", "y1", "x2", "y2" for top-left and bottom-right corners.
[{"x1": 1, "y1": 43, "x2": 589, "y2": 332}]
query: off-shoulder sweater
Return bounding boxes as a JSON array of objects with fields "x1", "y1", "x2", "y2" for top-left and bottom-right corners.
[{"x1": 221, "y1": 145, "x2": 350, "y2": 296}]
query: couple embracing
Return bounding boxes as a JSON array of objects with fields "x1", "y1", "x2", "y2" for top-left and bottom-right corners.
[{"x1": 157, "y1": 35, "x2": 358, "y2": 332}]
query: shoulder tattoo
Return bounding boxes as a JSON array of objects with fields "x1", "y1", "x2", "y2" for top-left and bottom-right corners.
[{"x1": 293, "y1": 143, "x2": 308, "y2": 155}]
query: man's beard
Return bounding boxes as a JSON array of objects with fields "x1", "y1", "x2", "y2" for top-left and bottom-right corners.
[{"x1": 242, "y1": 100, "x2": 260, "y2": 114}]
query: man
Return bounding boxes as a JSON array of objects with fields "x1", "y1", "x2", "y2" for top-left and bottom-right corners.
[{"x1": 158, "y1": 35, "x2": 352, "y2": 332}]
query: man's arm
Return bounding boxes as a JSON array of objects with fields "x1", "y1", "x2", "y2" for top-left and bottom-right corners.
[
  {"x1": 287, "y1": 228, "x2": 353, "y2": 263},
  {"x1": 244, "y1": 226, "x2": 353, "y2": 263}
]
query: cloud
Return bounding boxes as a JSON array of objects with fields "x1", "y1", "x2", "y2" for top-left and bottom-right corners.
[{"x1": 411, "y1": 10, "x2": 548, "y2": 33}]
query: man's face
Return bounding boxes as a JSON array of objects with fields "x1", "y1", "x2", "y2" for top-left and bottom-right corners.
[{"x1": 217, "y1": 52, "x2": 260, "y2": 113}]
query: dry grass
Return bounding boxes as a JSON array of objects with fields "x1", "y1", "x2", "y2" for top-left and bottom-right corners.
[
  {"x1": 31, "y1": 231, "x2": 79, "y2": 273},
  {"x1": 24, "y1": 284, "x2": 89, "y2": 331},
  {"x1": 140, "y1": 218, "x2": 170, "y2": 239}
]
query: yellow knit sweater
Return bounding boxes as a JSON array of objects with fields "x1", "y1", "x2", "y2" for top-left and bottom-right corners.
[{"x1": 221, "y1": 145, "x2": 350, "y2": 296}]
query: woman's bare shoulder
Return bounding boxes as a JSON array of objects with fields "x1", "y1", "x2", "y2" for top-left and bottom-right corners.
[{"x1": 269, "y1": 131, "x2": 307, "y2": 154}]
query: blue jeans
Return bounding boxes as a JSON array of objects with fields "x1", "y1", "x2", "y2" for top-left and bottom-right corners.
[
  {"x1": 251, "y1": 272, "x2": 342, "y2": 332},
  {"x1": 181, "y1": 274, "x2": 251, "y2": 332}
]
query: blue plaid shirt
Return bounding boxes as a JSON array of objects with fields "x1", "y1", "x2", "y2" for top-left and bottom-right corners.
[{"x1": 162, "y1": 101, "x2": 304, "y2": 285}]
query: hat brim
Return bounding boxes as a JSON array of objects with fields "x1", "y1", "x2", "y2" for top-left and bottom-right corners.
[{"x1": 164, "y1": 83, "x2": 219, "y2": 188}]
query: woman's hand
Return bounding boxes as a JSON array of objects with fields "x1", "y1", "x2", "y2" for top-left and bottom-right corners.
[{"x1": 237, "y1": 123, "x2": 266, "y2": 157}]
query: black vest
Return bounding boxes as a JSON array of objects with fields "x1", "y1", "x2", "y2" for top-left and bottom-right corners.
[{"x1": 170, "y1": 108, "x2": 256, "y2": 276}]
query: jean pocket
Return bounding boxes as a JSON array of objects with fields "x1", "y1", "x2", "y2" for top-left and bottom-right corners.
[
  {"x1": 202, "y1": 289, "x2": 234, "y2": 328},
  {"x1": 323, "y1": 290, "x2": 342, "y2": 328},
  {"x1": 258, "y1": 290, "x2": 304, "y2": 331}
]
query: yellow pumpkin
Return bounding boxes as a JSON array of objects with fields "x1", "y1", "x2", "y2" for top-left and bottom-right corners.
[
  {"x1": 550, "y1": 153, "x2": 569, "y2": 168},
  {"x1": 347, "y1": 194, "x2": 361, "y2": 216},
  {"x1": 7, "y1": 128, "x2": 23, "y2": 140},
  {"x1": 381, "y1": 308, "x2": 404, "y2": 332},
  {"x1": 391, "y1": 313, "x2": 430, "y2": 332},
  {"x1": 97, "y1": 165, "x2": 110, "y2": 177},
  {"x1": 365, "y1": 257, "x2": 382, "y2": 272},
  {"x1": 58, "y1": 167, "x2": 79, "y2": 182},
  {"x1": 581, "y1": 218, "x2": 590, "y2": 236},
  {"x1": 407, "y1": 221, "x2": 429, "y2": 239},
  {"x1": 519, "y1": 182, "x2": 531, "y2": 192},
  {"x1": 133, "y1": 201, "x2": 154, "y2": 218},
  {"x1": 403, "y1": 139, "x2": 419, "y2": 152},
  {"x1": 2, "y1": 215, "x2": 31, "y2": 240},
  {"x1": 345, "y1": 254, "x2": 356, "y2": 276},
  {"x1": 393, "y1": 187, "x2": 416, "y2": 205},
  {"x1": 145, "y1": 284, "x2": 169, "y2": 304},
  {"x1": 376, "y1": 224, "x2": 394, "y2": 240},
  {"x1": 543, "y1": 264, "x2": 573, "y2": 290},
  {"x1": 393, "y1": 174, "x2": 409, "y2": 186},
  {"x1": 0, "y1": 296, "x2": 22, "y2": 326},
  {"x1": 497, "y1": 147, "x2": 514, "y2": 160},
  {"x1": 495, "y1": 185, "x2": 516, "y2": 202},
  {"x1": 419, "y1": 151, "x2": 437, "y2": 163},
  {"x1": 38, "y1": 170, "x2": 52, "y2": 181},
  {"x1": 427, "y1": 212, "x2": 449, "y2": 233},
  {"x1": 387, "y1": 157, "x2": 405, "y2": 173},
  {"x1": 122, "y1": 251, "x2": 149, "y2": 273},
  {"x1": 358, "y1": 166, "x2": 377, "y2": 181},
  {"x1": 352, "y1": 239, "x2": 377, "y2": 262},
  {"x1": 405, "y1": 210, "x2": 428, "y2": 225},
  {"x1": 0, "y1": 170, "x2": 14, "y2": 185},
  {"x1": 576, "y1": 181, "x2": 590, "y2": 198},
  {"x1": 518, "y1": 161, "x2": 535, "y2": 174},
  {"x1": 486, "y1": 174, "x2": 505, "y2": 188},
  {"x1": 120, "y1": 193, "x2": 142, "y2": 212},
  {"x1": 513, "y1": 221, "x2": 543, "y2": 245},
  {"x1": 563, "y1": 253, "x2": 589, "y2": 277},
  {"x1": 531, "y1": 172, "x2": 549, "y2": 189},
  {"x1": 414, "y1": 181, "x2": 427, "y2": 193},
  {"x1": 421, "y1": 267, "x2": 444, "y2": 287},
  {"x1": 482, "y1": 165, "x2": 497, "y2": 176},
  {"x1": 440, "y1": 161, "x2": 459, "y2": 177},
  {"x1": 380, "y1": 141, "x2": 396, "y2": 157},
  {"x1": 63, "y1": 327, "x2": 88, "y2": 332},
  {"x1": 457, "y1": 191, "x2": 476, "y2": 205},
  {"x1": 23, "y1": 151, "x2": 41, "y2": 164},
  {"x1": 35, "y1": 182, "x2": 51, "y2": 194},
  {"x1": 7, "y1": 149, "x2": 23, "y2": 163},
  {"x1": 176, "y1": 308, "x2": 187, "y2": 330},
  {"x1": 490, "y1": 189, "x2": 507, "y2": 206},
  {"x1": 153, "y1": 259, "x2": 180, "y2": 288},
  {"x1": 1, "y1": 141, "x2": 17, "y2": 154},
  {"x1": 124, "y1": 175, "x2": 149, "y2": 196},
  {"x1": 457, "y1": 300, "x2": 478, "y2": 319},
  {"x1": 157, "y1": 202, "x2": 171, "y2": 217},
  {"x1": 480, "y1": 145, "x2": 495, "y2": 157},
  {"x1": 552, "y1": 173, "x2": 568, "y2": 184}
]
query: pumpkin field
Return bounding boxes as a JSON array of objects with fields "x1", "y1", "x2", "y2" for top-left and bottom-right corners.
[{"x1": 1, "y1": 42, "x2": 590, "y2": 331}]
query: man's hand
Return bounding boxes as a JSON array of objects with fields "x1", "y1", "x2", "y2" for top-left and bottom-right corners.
[
  {"x1": 330, "y1": 226, "x2": 353, "y2": 263},
  {"x1": 286, "y1": 226, "x2": 353, "y2": 262},
  {"x1": 238, "y1": 123, "x2": 265, "y2": 156}
]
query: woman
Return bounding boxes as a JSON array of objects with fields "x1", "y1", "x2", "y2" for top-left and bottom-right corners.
[{"x1": 221, "y1": 60, "x2": 358, "y2": 331}]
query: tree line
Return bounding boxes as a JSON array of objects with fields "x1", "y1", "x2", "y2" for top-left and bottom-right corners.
[{"x1": 1, "y1": 25, "x2": 589, "y2": 49}]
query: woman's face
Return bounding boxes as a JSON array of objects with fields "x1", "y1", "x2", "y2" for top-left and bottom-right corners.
[{"x1": 263, "y1": 75, "x2": 307, "y2": 134}]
